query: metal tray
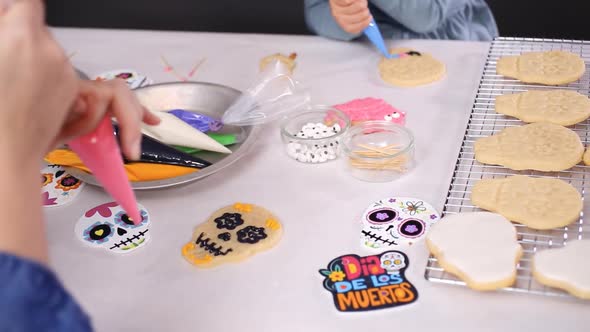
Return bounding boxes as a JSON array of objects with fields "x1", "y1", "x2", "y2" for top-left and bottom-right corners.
[
  {"x1": 424, "y1": 37, "x2": 590, "y2": 299},
  {"x1": 66, "y1": 82, "x2": 259, "y2": 190}
]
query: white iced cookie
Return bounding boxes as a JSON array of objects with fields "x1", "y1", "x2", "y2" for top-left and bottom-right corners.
[
  {"x1": 182, "y1": 203, "x2": 282, "y2": 268},
  {"x1": 471, "y1": 176, "x2": 582, "y2": 230},
  {"x1": 495, "y1": 90, "x2": 590, "y2": 126},
  {"x1": 533, "y1": 240, "x2": 590, "y2": 299},
  {"x1": 142, "y1": 111, "x2": 231, "y2": 154},
  {"x1": 474, "y1": 122, "x2": 584, "y2": 171},
  {"x1": 496, "y1": 50, "x2": 585, "y2": 85},
  {"x1": 426, "y1": 212, "x2": 522, "y2": 291},
  {"x1": 378, "y1": 48, "x2": 445, "y2": 87}
]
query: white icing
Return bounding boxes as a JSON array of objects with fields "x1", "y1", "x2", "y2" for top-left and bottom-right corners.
[
  {"x1": 142, "y1": 111, "x2": 231, "y2": 154},
  {"x1": 427, "y1": 212, "x2": 521, "y2": 284},
  {"x1": 534, "y1": 240, "x2": 590, "y2": 294}
]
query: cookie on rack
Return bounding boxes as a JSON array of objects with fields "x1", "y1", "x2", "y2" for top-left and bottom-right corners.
[
  {"x1": 583, "y1": 147, "x2": 590, "y2": 165},
  {"x1": 426, "y1": 212, "x2": 522, "y2": 290},
  {"x1": 471, "y1": 175, "x2": 582, "y2": 230},
  {"x1": 532, "y1": 240, "x2": 590, "y2": 299},
  {"x1": 378, "y1": 48, "x2": 445, "y2": 87},
  {"x1": 474, "y1": 122, "x2": 584, "y2": 171},
  {"x1": 182, "y1": 203, "x2": 283, "y2": 268},
  {"x1": 495, "y1": 90, "x2": 590, "y2": 126},
  {"x1": 496, "y1": 50, "x2": 585, "y2": 85}
]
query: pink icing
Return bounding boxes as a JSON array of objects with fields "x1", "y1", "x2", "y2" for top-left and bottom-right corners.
[{"x1": 332, "y1": 98, "x2": 406, "y2": 125}]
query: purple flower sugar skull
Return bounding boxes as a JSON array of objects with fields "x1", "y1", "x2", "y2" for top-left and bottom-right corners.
[{"x1": 360, "y1": 197, "x2": 440, "y2": 249}]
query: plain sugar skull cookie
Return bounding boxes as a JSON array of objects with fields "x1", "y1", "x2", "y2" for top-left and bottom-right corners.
[
  {"x1": 75, "y1": 202, "x2": 151, "y2": 254},
  {"x1": 426, "y1": 212, "x2": 522, "y2": 291},
  {"x1": 495, "y1": 90, "x2": 590, "y2": 126},
  {"x1": 533, "y1": 240, "x2": 590, "y2": 299},
  {"x1": 474, "y1": 122, "x2": 584, "y2": 171},
  {"x1": 496, "y1": 50, "x2": 585, "y2": 85},
  {"x1": 182, "y1": 203, "x2": 283, "y2": 268},
  {"x1": 471, "y1": 175, "x2": 582, "y2": 230},
  {"x1": 378, "y1": 48, "x2": 445, "y2": 87}
]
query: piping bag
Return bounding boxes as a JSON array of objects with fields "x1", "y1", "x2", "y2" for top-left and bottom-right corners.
[
  {"x1": 67, "y1": 117, "x2": 142, "y2": 225},
  {"x1": 363, "y1": 18, "x2": 392, "y2": 59}
]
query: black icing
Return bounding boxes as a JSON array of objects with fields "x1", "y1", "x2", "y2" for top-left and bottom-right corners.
[
  {"x1": 55, "y1": 170, "x2": 65, "y2": 178},
  {"x1": 406, "y1": 51, "x2": 421, "y2": 56},
  {"x1": 117, "y1": 228, "x2": 128, "y2": 236},
  {"x1": 361, "y1": 230, "x2": 397, "y2": 246},
  {"x1": 195, "y1": 232, "x2": 233, "y2": 256},
  {"x1": 399, "y1": 219, "x2": 425, "y2": 238},
  {"x1": 89, "y1": 224, "x2": 112, "y2": 241},
  {"x1": 218, "y1": 232, "x2": 231, "y2": 241},
  {"x1": 237, "y1": 226, "x2": 267, "y2": 244},
  {"x1": 214, "y1": 213, "x2": 244, "y2": 230},
  {"x1": 367, "y1": 209, "x2": 397, "y2": 223}
]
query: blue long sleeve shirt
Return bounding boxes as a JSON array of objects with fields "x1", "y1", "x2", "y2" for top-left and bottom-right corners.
[
  {"x1": 0, "y1": 253, "x2": 92, "y2": 331},
  {"x1": 304, "y1": 0, "x2": 498, "y2": 41}
]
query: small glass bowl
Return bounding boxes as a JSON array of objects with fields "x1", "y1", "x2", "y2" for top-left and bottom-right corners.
[
  {"x1": 280, "y1": 106, "x2": 351, "y2": 164},
  {"x1": 341, "y1": 121, "x2": 415, "y2": 182}
]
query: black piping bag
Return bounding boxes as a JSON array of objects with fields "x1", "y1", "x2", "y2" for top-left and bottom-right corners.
[{"x1": 112, "y1": 123, "x2": 211, "y2": 169}]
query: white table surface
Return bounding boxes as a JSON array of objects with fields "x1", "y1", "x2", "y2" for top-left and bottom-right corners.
[{"x1": 47, "y1": 28, "x2": 589, "y2": 332}]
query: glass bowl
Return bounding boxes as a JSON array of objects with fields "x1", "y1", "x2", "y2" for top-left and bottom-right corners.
[
  {"x1": 280, "y1": 106, "x2": 351, "y2": 164},
  {"x1": 341, "y1": 121, "x2": 415, "y2": 182}
]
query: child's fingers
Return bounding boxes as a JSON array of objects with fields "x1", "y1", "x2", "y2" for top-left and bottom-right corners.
[
  {"x1": 333, "y1": 0, "x2": 368, "y2": 15},
  {"x1": 107, "y1": 80, "x2": 144, "y2": 161}
]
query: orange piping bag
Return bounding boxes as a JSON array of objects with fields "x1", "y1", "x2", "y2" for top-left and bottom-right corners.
[{"x1": 67, "y1": 117, "x2": 141, "y2": 225}]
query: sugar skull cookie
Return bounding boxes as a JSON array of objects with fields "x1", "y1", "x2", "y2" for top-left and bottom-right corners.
[
  {"x1": 378, "y1": 48, "x2": 445, "y2": 87},
  {"x1": 182, "y1": 203, "x2": 283, "y2": 268}
]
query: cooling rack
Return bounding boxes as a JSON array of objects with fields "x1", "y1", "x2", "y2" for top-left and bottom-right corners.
[{"x1": 424, "y1": 37, "x2": 590, "y2": 298}]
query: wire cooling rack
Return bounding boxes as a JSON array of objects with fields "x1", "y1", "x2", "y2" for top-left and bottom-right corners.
[{"x1": 424, "y1": 37, "x2": 590, "y2": 298}]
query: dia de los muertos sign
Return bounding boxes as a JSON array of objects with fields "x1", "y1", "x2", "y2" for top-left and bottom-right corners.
[{"x1": 319, "y1": 251, "x2": 418, "y2": 312}]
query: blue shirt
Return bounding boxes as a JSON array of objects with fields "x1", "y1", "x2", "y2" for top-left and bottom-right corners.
[
  {"x1": 0, "y1": 253, "x2": 92, "y2": 331},
  {"x1": 304, "y1": 0, "x2": 499, "y2": 41}
]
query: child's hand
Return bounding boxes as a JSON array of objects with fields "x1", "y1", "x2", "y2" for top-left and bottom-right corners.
[{"x1": 329, "y1": 0, "x2": 372, "y2": 34}]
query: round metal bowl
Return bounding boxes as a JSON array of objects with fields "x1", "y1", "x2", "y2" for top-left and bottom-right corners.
[{"x1": 66, "y1": 82, "x2": 258, "y2": 190}]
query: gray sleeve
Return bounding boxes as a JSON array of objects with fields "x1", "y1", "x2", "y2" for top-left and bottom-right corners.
[
  {"x1": 369, "y1": 0, "x2": 470, "y2": 33},
  {"x1": 304, "y1": 0, "x2": 363, "y2": 41}
]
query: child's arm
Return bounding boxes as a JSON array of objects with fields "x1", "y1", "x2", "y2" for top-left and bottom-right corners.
[
  {"x1": 304, "y1": 0, "x2": 365, "y2": 41},
  {"x1": 370, "y1": 0, "x2": 470, "y2": 33}
]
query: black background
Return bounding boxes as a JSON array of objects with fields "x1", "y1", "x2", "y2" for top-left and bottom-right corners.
[{"x1": 47, "y1": 1, "x2": 590, "y2": 40}]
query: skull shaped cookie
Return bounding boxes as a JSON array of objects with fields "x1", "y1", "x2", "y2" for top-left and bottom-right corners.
[
  {"x1": 41, "y1": 165, "x2": 85, "y2": 207},
  {"x1": 182, "y1": 203, "x2": 282, "y2": 268},
  {"x1": 75, "y1": 202, "x2": 151, "y2": 254},
  {"x1": 361, "y1": 197, "x2": 440, "y2": 249}
]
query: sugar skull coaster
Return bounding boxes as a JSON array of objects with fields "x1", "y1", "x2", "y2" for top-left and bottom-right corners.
[
  {"x1": 75, "y1": 202, "x2": 151, "y2": 254},
  {"x1": 378, "y1": 48, "x2": 445, "y2": 87},
  {"x1": 182, "y1": 203, "x2": 282, "y2": 268},
  {"x1": 318, "y1": 251, "x2": 418, "y2": 312},
  {"x1": 360, "y1": 197, "x2": 440, "y2": 249},
  {"x1": 41, "y1": 165, "x2": 85, "y2": 207},
  {"x1": 94, "y1": 69, "x2": 153, "y2": 89}
]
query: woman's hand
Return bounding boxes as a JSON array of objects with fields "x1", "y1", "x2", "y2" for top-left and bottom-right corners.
[
  {"x1": 58, "y1": 80, "x2": 161, "y2": 161},
  {"x1": 329, "y1": 0, "x2": 372, "y2": 34}
]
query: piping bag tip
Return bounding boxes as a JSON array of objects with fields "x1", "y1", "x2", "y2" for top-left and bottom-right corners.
[
  {"x1": 67, "y1": 117, "x2": 142, "y2": 224},
  {"x1": 363, "y1": 18, "x2": 392, "y2": 59}
]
